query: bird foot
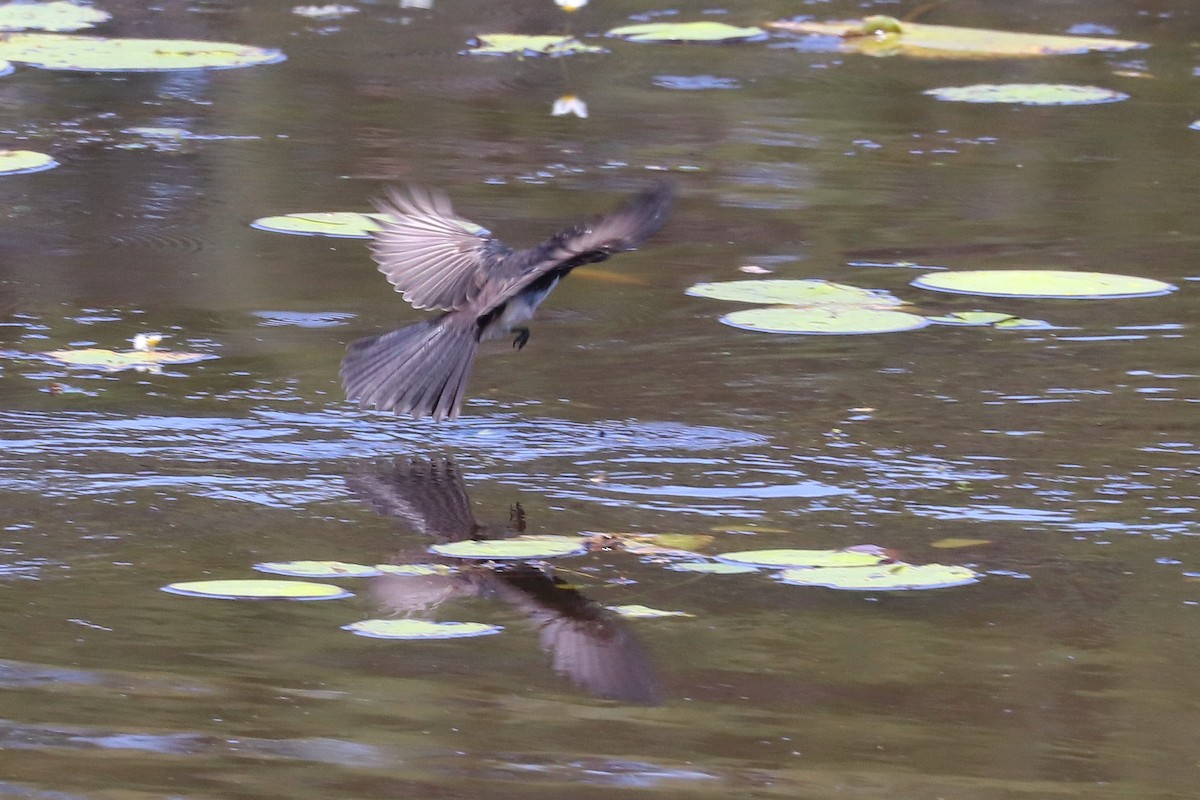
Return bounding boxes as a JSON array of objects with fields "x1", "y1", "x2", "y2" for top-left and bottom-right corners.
[{"x1": 512, "y1": 328, "x2": 530, "y2": 350}]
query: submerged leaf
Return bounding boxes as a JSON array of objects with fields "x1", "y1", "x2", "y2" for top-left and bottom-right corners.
[
  {"x1": 912, "y1": 270, "x2": 1176, "y2": 299},
  {"x1": 607, "y1": 21, "x2": 768, "y2": 44},
  {"x1": 0, "y1": 33, "x2": 286, "y2": 71},
  {"x1": 466, "y1": 34, "x2": 606, "y2": 57},
  {"x1": 607, "y1": 604, "x2": 694, "y2": 619},
  {"x1": 253, "y1": 560, "x2": 382, "y2": 578},
  {"x1": 930, "y1": 538, "x2": 992, "y2": 549},
  {"x1": 43, "y1": 347, "x2": 216, "y2": 371},
  {"x1": 0, "y1": 149, "x2": 57, "y2": 175},
  {"x1": 429, "y1": 535, "x2": 588, "y2": 560},
  {"x1": 343, "y1": 619, "x2": 503, "y2": 639},
  {"x1": 162, "y1": 579, "x2": 352, "y2": 600},
  {"x1": 924, "y1": 84, "x2": 1128, "y2": 105},
  {"x1": 669, "y1": 561, "x2": 758, "y2": 575},
  {"x1": 776, "y1": 563, "x2": 981, "y2": 590},
  {"x1": 0, "y1": 1, "x2": 111, "y2": 32},
  {"x1": 769, "y1": 18, "x2": 1146, "y2": 59},
  {"x1": 721, "y1": 306, "x2": 929, "y2": 335},
  {"x1": 686, "y1": 279, "x2": 902, "y2": 307},
  {"x1": 716, "y1": 548, "x2": 890, "y2": 569}
]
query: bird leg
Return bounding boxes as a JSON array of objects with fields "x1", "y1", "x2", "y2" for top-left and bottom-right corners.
[{"x1": 512, "y1": 327, "x2": 530, "y2": 350}]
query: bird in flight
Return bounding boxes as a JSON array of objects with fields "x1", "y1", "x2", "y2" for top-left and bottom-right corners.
[{"x1": 341, "y1": 183, "x2": 673, "y2": 420}]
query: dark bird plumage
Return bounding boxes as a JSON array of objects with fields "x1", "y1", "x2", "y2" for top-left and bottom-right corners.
[{"x1": 341, "y1": 183, "x2": 673, "y2": 420}]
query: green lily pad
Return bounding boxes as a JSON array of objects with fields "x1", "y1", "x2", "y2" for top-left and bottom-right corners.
[
  {"x1": 342, "y1": 619, "x2": 503, "y2": 639},
  {"x1": 429, "y1": 535, "x2": 588, "y2": 560},
  {"x1": 716, "y1": 548, "x2": 890, "y2": 569},
  {"x1": 669, "y1": 561, "x2": 758, "y2": 575},
  {"x1": 376, "y1": 563, "x2": 456, "y2": 576},
  {"x1": 607, "y1": 21, "x2": 768, "y2": 44},
  {"x1": 924, "y1": 311, "x2": 1051, "y2": 329},
  {"x1": 721, "y1": 306, "x2": 930, "y2": 335},
  {"x1": 912, "y1": 270, "x2": 1176, "y2": 299},
  {"x1": 465, "y1": 34, "x2": 606, "y2": 57},
  {"x1": 607, "y1": 604, "x2": 694, "y2": 619},
  {"x1": 769, "y1": 18, "x2": 1146, "y2": 59},
  {"x1": 924, "y1": 84, "x2": 1128, "y2": 105},
  {"x1": 776, "y1": 563, "x2": 981, "y2": 590},
  {"x1": 930, "y1": 538, "x2": 992, "y2": 549},
  {"x1": 253, "y1": 560, "x2": 382, "y2": 578},
  {"x1": 0, "y1": 149, "x2": 57, "y2": 175},
  {"x1": 162, "y1": 579, "x2": 352, "y2": 600},
  {"x1": 0, "y1": 1, "x2": 111, "y2": 32},
  {"x1": 0, "y1": 33, "x2": 286, "y2": 71},
  {"x1": 250, "y1": 212, "x2": 381, "y2": 238},
  {"x1": 686, "y1": 279, "x2": 902, "y2": 307},
  {"x1": 43, "y1": 347, "x2": 216, "y2": 371}
]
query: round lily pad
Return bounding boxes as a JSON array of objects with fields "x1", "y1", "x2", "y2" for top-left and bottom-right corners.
[
  {"x1": 775, "y1": 563, "x2": 980, "y2": 590},
  {"x1": 43, "y1": 347, "x2": 216, "y2": 371},
  {"x1": 923, "y1": 83, "x2": 1128, "y2": 105},
  {"x1": 721, "y1": 306, "x2": 929, "y2": 335},
  {"x1": 376, "y1": 564, "x2": 455, "y2": 576},
  {"x1": 607, "y1": 21, "x2": 768, "y2": 43},
  {"x1": 911, "y1": 270, "x2": 1176, "y2": 299},
  {"x1": 342, "y1": 619, "x2": 503, "y2": 639},
  {"x1": 465, "y1": 34, "x2": 606, "y2": 57},
  {"x1": 429, "y1": 535, "x2": 588, "y2": 560},
  {"x1": 0, "y1": 33, "x2": 286, "y2": 71},
  {"x1": 716, "y1": 548, "x2": 889, "y2": 569},
  {"x1": 0, "y1": 1, "x2": 111, "y2": 32},
  {"x1": 686, "y1": 279, "x2": 902, "y2": 307},
  {"x1": 0, "y1": 149, "x2": 57, "y2": 175},
  {"x1": 607, "y1": 604, "x2": 694, "y2": 619},
  {"x1": 253, "y1": 560, "x2": 382, "y2": 578},
  {"x1": 162, "y1": 579, "x2": 352, "y2": 600},
  {"x1": 668, "y1": 561, "x2": 758, "y2": 575},
  {"x1": 250, "y1": 212, "x2": 381, "y2": 238}
]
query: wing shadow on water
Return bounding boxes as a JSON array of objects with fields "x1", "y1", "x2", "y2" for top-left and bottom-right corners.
[{"x1": 345, "y1": 457, "x2": 663, "y2": 706}]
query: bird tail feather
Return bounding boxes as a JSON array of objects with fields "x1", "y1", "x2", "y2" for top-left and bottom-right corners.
[{"x1": 341, "y1": 318, "x2": 478, "y2": 421}]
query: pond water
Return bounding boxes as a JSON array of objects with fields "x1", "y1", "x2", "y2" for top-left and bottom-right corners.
[{"x1": 2, "y1": 0, "x2": 1200, "y2": 797}]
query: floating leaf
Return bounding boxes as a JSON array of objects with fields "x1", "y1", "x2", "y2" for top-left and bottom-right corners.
[
  {"x1": 776, "y1": 563, "x2": 980, "y2": 590},
  {"x1": 43, "y1": 347, "x2": 216, "y2": 371},
  {"x1": 607, "y1": 21, "x2": 768, "y2": 44},
  {"x1": 715, "y1": 548, "x2": 890, "y2": 569},
  {"x1": 465, "y1": 34, "x2": 606, "y2": 57},
  {"x1": 253, "y1": 560, "x2": 382, "y2": 578},
  {"x1": 376, "y1": 563, "x2": 455, "y2": 576},
  {"x1": 610, "y1": 532, "x2": 714, "y2": 557},
  {"x1": 686, "y1": 279, "x2": 902, "y2": 307},
  {"x1": 607, "y1": 604, "x2": 694, "y2": 619},
  {"x1": 343, "y1": 619, "x2": 503, "y2": 639},
  {"x1": 251, "y1": 212, "x2": 381, "y2": 238},
  {"x1": 162, "y1": 579, "x2": 352, "y2": 600},
  {"x1": 0, "y1": 33, "x2": 286, "y2": 71},
  {"x1": 721, "y1": 306, "x2": 930, "y2": 335},
  {"x1": 669, "y1": 561, "x2": 758, "y2": 575},
  {"x1": 769, "y1": 18, "x2": 1146, "y2": 59},
  {"x1": 429, "y1": 535, "x2": 588, "y2": 560},
  {"x1": 0, "y1": 149, "x2": 57, "y2": 175},
  {"x1": 925, "y1": 311, "x2": 1053, "y2": 329},
  {"x1": 0, "y1": 1, "x2": 111, "y2": 32},
  {"x1": 912, "y1": 270, "x2": 1176, "y2": 299},
  {"x1": 930, "y1": 538, "x2": 992, "y2": 549},
  {"x1": 924, "y1": 84, "x2": 1128, "y2": 105}
]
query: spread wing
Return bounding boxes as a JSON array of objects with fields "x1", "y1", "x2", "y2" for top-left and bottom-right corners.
[
  {"x1": 370, "y1": 186, "x2": 513, "y2": 311},
  {"x1": 490, "y1": 182, "x2": 673, "y2": 302}
]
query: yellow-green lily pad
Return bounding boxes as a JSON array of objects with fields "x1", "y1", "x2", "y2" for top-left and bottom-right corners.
[
  {"x1": 912, "y1": 270, "x2": 1176, "y2": 299},
  {"x1": 0, "y1": 33, "x2": 286, "y2": 71},
  {"x1": 0, "y1": 1, "x2": 110, "y2": 32},
  {"x1": 162, "y1": 579, "x2": 352, "y2": 600},
  {"x1": 253, "y1": 560, "x2": 382, "y2": 578},
  {"x1": 43, "y1": 347, "x2": 216, "y2": 371},
  {"x1": 930, "y1": 538, "x2": 992, "y2": 549},
  {"x1": 722, "y1": 306, "x2": 929, "y2": 335},
  {"x1": 607, "y1": 604, "x2": 694, "y2": 619},
  {"x1": 429, "y1": 535, "x2": 588, "y2": 560},
  {"x1": 376, "y1": 563, "x2": 456, "y2": 576},
  {"x1": 686, "y1": 279, "x2": 902, "y2": 307},
  {"x1": 607, "y1": 21, "x2": 768, "y2": 43},
  {"x1": 669, "y1": 561, "x2": 758, "y2": 575},
  {"x1": 0, "y1": 149, "x2": 57, "y2": 175},
  {"x1": 768, "y1": 18, "x2": 1146, "y2": 59},
  {"x1": 342, "y1": 619, "x2": 503, "y2": 639},
  {"x1": 776, "y1": 563, "x2": 980, "y2": 590},
  {"x1": 250, "y1": 212, "x2": 381, "y2": 238},
  {"x1": 924, "y1": 84, "x2": 1128, "y2": 105},
  {"x1": 465, "y1": 34, "x2": 606, "y2": 57},
  {"x1": 716, "y1": 548, "x2": 890, "y2": 569}
]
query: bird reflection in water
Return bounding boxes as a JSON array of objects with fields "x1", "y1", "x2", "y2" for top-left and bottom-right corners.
[{"x1": 345, "y1": 457, "x2": 663, "y2": 705}]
